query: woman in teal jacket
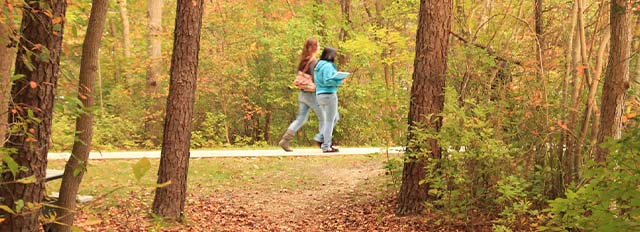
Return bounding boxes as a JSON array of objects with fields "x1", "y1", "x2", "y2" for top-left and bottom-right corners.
[{"x1": 314, "y1": 47, "x2": 342, "y2": 153}]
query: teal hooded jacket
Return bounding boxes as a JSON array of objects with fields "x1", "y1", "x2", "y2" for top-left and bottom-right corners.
[{"x1": 313, "y1": 60, "x2": 342, "y2": 94}]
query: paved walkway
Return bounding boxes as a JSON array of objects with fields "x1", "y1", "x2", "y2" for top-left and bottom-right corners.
[{"x1": 47, "y1": 147, "x2": 405, "y2": 160}]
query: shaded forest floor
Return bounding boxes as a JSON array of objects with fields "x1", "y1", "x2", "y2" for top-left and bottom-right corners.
[{"x1": 48, "y1": 154, "x2": 489, "y2": 231}]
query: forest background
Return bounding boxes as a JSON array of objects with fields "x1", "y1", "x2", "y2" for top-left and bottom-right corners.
[
  {"x1": 1, "y1": 0, "x2": 637, "y2": 151},
  {"x1": 1, "y1": 0, "x2": 640, "y2": 231}
]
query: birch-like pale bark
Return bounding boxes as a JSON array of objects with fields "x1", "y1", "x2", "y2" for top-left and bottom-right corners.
[
  {"x1": 147, "y1": 0, "x2": 163, "y2": 95},
  {"x1": 118, "y1": 0, "x2": 131, "y2": 58}
]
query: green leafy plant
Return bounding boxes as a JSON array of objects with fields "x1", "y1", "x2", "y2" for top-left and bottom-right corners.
[{"x1": 541, "y1": 117, "x2": 640, "y2": 231}]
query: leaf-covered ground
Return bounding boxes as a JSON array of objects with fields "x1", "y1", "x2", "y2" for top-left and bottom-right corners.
[{"x1": 48, "y1": 154, "x2": 486, "y2": 231}]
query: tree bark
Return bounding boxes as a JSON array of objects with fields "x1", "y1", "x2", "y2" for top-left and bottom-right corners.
[
  {"x1": 0, "y1": 0, "x2": 67, "y2": 230},
  {"x1": 588, "y1": 30, "x2": 609, "y2": 157},
  {"x1": 50, "y1": 0, "x2": 108, "y2": 231},
  {"x1": 563, "y1": 0, "x2": 586, "y2": 186},
  {"x1": 147, "y1": 0, "x2": 163, "y2": 95},
  {"x1": 144, "y1": 0, "x2": 164, "y2": 145},
  {"x1": 596, "y1": 0, "x2": 631, "y2": 161},
  {"x1": 152, "y1": 0, "x2": 204, "y2": 219},
  {"x1": 0, "y1": 21, "x2": 16, "y2": 146},
  {"x1": 117, "y1": 0, "x2": 131, "y2": 86},
  {"x1": 338, "y1": 0, "x2": 351, "y2": 66},
  {"x1": 556, "y1": 1, "x2": 579, "y2": 195},
  {"x1": 396, "y1": 0, "x2": 452, "y2": 216},
  {"x1": 118, "y1": 0, "x2": 131, "y2": 58},
  {"x1": 534, "y1": 0, "x2": 543, "y2": 47},
  {"x1": 574, "y1": 29, "x2": 609, "y2": 181}
]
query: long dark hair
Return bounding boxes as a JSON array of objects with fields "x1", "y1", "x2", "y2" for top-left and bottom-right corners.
[
  {"x1": 319, "y1": 46, "x2": 337, "y2": 63},
  {"x1": 298, "y1": 38, "x2": 319, "y2": 72}
]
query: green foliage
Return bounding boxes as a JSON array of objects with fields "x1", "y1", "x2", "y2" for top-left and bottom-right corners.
[
  {"x1": 382, "y1": 154, "x2": 403, "y2": 186},
  {"x1": 495, "y1": 175, "x2": 538, "y2": 229},
  {"x1": 411, "y1": 87, "x2": 521, "y2": 226},
  {"x1": 191, "y1": 112, "x2": 229, "y2": 148},
  {"x1": 542, "y1": 119, "x2": 640, "y2": 231}
]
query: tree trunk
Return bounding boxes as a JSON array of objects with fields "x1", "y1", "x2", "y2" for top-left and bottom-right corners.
[
  {"x1": 50, "y1": 0, "x2": 108, "y2": 231},
  {"x1": 396, "y1": 0, "x2": 452, "y2": 216},
  {"x1": 338, "y1": 0, "x2": 351, "y2": 66},
  {"x1": 0, "y1": 22, "x2": 16, "y2": 146},
  {"x1": 596, "y1": 0, "x2": 631, "y2": 161},
  {"x1": 147, "y1": 0, "x2": 163, "y2": 95},
  {"x1": 145, "y1": 0, "x2": 164, "y2": 145},
  {"x1": 0, "y1": 0, "x2": 67, "y2": 230},
  {"x1": 634, "y1": 15, "x2": 640, "y2": 92},
  {"x1": 574, "y1": 29, "x2": 609, "y2": 181},
  {"x1": 588, "y1": 30, "x2": 610, "y2": 157},
  {"x1": 534, "y1": 0, "x2": 543, "y2": 47},
  {"x1": 117, "y1": 0, "x2": 131, "y2": 85},
  {"x1": 563, "y1": 0, "x2": 588, "y2": 185},
  {"x1": 108, "y1": 18, "x2": 122, "y2": 84},
  {"x1": 152, "y1": 0, "x2": 204, "y2": 219},
  {"x1": 118, "y1": 0, "x2": 131, "y2": 58}
]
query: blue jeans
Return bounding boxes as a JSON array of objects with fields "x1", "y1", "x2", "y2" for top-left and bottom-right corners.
[
  {"x1": 317, "y1": 93, "x2": 339, "y2": 150},
  {"x1": 287, "y1": 91, "x2": 323, "y2": 143}
]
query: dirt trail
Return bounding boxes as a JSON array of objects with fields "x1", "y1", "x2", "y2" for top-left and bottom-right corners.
[{"x1": 216, "y1": 160, "x2": 385, "y2": 228}]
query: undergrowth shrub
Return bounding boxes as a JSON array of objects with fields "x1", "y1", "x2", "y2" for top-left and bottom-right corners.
[
  {"x1": 409, "y1": 87, "x2": 525, "y2": 228},
  {"x1": 541, "y1": 117, "x2": 640, "y2": 231}
]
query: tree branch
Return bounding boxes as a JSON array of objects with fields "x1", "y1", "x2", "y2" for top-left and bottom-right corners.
[{"x1": 449, "y1": 30, "x2": 523, "y2": 66}]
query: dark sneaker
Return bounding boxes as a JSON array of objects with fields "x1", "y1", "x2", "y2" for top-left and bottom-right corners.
[{"x1": 323, "y1": 147, "x2": 339, "y2": 153}]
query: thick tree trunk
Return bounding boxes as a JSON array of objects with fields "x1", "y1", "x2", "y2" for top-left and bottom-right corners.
[
  {"x1": 0, "y1": 22, "x2": 16, "y2": 146},
  {"x1": 0, "y1": 0, "x2": 67, "y2": 230},
  {"x1": 596, "y1": 0, "x2": 631, "y2": 161},
  {"x1": 152, "y1": 0, "x2": 204, "y2": 219},
  {"x1": 50, "y1": 0, "x2": 108, "y2": 231},
  {"x1": 396, "y1": 0, "x2": 452, "y2": 216}
]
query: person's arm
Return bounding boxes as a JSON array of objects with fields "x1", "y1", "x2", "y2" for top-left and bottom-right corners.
[
  {"x1": 320, "y1": 66, "x2": 342, "y2": 86},
  {"x1": 307, "y1": 59, "x2": 318, "y2": 78}
]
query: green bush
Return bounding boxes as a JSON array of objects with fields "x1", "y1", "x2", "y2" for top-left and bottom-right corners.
[
  {"x1": 411, "y1": 87, "x2": 518, "y2": 226},
  {"x1": 541, "y1": 118, "x2": 640, "y2": 231}
]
